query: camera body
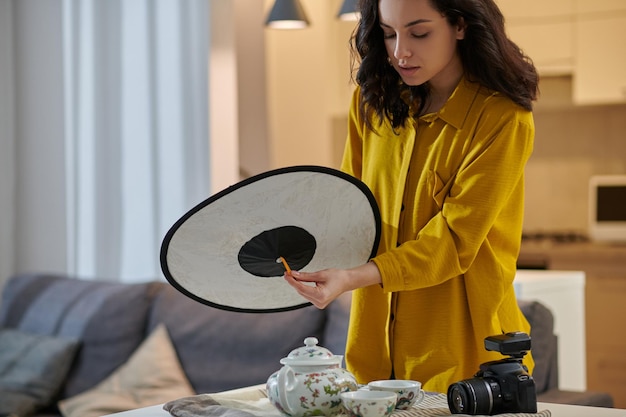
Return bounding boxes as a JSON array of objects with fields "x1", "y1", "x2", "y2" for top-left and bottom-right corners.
[{"x1": 447, "y1": 332, "x2": 537, "y2": 415}]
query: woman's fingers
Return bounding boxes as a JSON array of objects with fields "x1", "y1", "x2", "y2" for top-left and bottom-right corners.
[{"x1": 284, "y1": 271, "x2": 335, "y2": 309}]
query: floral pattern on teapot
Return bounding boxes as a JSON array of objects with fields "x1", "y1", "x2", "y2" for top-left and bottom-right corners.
[
  {"x1": 268, "y1": 369, "x2": 357, "y2": 417},
  {"x1": 266, "y1": 337, "x2": 358, "y2": 417}
]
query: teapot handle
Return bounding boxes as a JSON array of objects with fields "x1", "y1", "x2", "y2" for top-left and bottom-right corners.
[{"x1": 277, "y1": 365, "x2": 297, "y2": 415}]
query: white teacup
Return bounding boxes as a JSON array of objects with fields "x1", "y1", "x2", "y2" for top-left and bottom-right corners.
[
  {"x1": 367, "y1": 380, "x2": 425, "y2": 410},
  {"x1": 340, "y1": 390, "x2": 397, "y2": 417}
]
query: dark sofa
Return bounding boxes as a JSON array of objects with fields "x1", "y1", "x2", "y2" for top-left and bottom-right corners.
[
  {"x1": 0, "y1": 273, "x2": 613, "y2": 417},
  {"x1": 0, "y1": 273, "x2": 351, "y2": 417}
]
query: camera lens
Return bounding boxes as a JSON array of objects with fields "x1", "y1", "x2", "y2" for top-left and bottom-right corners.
[{"x1": 447, "y1": 378, "x2": 500, "y2": 415}]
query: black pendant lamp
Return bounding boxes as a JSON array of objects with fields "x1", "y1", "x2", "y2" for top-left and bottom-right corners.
[
  {"x1": 266, "y1": 0, "x2": 310, "y2": 29},
  {"x1": 337, "y1": 0, "x2": 360, "y2": 21}
]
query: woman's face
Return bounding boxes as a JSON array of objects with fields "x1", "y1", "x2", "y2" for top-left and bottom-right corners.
[{"x1": 379, "y1": 0, "x2": 465, "y2": 89}]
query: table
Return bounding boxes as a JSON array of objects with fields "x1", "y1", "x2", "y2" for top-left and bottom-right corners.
[
  {"x1": 105, "y1": 402, "x2": 626, "y2": 417},
  {"x1": 103, "y1": 387, "x2": 626, "y2": 417},
  {"x1": 106, "y1": 401, "x2": 626, "y2": 417}
]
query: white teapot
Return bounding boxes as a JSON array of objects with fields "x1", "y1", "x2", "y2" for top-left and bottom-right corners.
[{"x1": 267, "y1": 337, "x2": 358, "y2": 417}]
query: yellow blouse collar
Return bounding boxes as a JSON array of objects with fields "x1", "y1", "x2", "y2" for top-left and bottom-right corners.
[{"x1": 416, "y1": 77, "x2": 484, "y2": 130}]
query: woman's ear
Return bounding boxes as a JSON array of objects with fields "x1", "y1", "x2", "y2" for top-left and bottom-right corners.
[{"x1": 456, "y1": 17, "x2": 466, "y2": 40}]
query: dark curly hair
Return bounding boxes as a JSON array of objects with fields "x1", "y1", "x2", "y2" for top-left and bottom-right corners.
[{"x1": 351, "y1": 0, "x2": 539, "y2": 130}]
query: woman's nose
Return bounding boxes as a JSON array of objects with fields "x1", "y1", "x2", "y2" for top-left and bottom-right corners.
[{"x1": 394, "y1": 37, "x2": 411, "y2": 61}]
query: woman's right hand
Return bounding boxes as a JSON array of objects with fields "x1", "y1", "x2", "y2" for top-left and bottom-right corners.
[{"x1": 283, "y1": 261, "x2": 382, "y2": 309}]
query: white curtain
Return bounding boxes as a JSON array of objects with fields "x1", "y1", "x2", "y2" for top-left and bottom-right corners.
[
  {"x1": 63, "y1": 0, "x2": 210, "y2": 282},
  {"x1": 0, "y1": 1, "x2": 16, "y2": 286}
]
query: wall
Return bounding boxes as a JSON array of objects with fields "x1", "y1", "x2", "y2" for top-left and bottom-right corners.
[
  {"x1": 525, "y1": 76, "x2": 626, "y2": 233},
  {"x1": 210, "y1": 0, "x2": 272, "y2": 188},
  {"x1": 235, "y1": 0, "x2": 271, "y2": 179},
  {"x1": 264, "y1": 0, "x2": 357, "y2": 170},
  {"x1": 209, "y1": 1, "x2": 240, "y2": 192}
]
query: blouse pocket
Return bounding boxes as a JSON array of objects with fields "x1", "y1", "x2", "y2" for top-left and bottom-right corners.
[{"x1": 429, "y1": 170, "x2": 456, "y2": 211}]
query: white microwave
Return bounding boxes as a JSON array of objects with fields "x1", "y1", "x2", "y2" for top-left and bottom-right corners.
[{"x1": 588, "y1": 175, "x2": 626, "y2": 243}]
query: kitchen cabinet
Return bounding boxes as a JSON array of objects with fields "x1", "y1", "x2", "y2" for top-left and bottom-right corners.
[
  {"x1": 518, "y1": 240, "x2": 626, "y2": 408},
  {"x1": 497, "y1": 0, "x2": 576, "y2": 75},
  {"x1": 497, "y1": 0, "x2": 626, "y2": 104},
  {"x1": 573, "y1": 0, "x2": 626, "y2": 104}
]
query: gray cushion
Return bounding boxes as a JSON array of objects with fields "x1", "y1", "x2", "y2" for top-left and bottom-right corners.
[
  {"x1": 148, "y1": 286, "x2": 329, "y2": 394},
  {"x1": 0, "y1": 329, "x2": 80, "y2": 416},
  {"x1": 518, "y1": 299, "x2": 558, "y2": 394},
  {"x1": 0, "y1": 273, "x2": 165, "y2": 398}
]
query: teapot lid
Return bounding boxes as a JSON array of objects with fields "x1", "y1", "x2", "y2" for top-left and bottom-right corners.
[{"x1": 280, "y1": 337, "x2": 342, "y2": 366}]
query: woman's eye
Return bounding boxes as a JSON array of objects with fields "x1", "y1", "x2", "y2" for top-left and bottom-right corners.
[
  {"x1": 412, "y1": 32, "x2": 429, "y2": 39},
  {"x1": 383, "y1": 32, "x2": 396, "y2": 40}
]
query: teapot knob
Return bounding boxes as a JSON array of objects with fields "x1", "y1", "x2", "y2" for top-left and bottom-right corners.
[{"x1": 303, "y1": 337, "x2": 318, "y2": 347}]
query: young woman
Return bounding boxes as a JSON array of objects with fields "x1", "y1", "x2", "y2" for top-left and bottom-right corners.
[{"x1": 284, "y1": 0, "x2": 538, "y2": 393}]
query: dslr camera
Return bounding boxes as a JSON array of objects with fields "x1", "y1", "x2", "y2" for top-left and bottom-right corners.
[{"x1": 447, "y1": 332, "x2": 537, "y2": 415}]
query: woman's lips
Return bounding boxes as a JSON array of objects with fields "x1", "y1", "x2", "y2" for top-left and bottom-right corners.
[{"x1": 398, "y1": 65, "x2": 419, "y2": 77}]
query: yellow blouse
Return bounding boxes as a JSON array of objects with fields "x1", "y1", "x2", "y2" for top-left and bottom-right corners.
[{"x1": 340, "y1": 78, "x2": 535, "y2": 393}]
